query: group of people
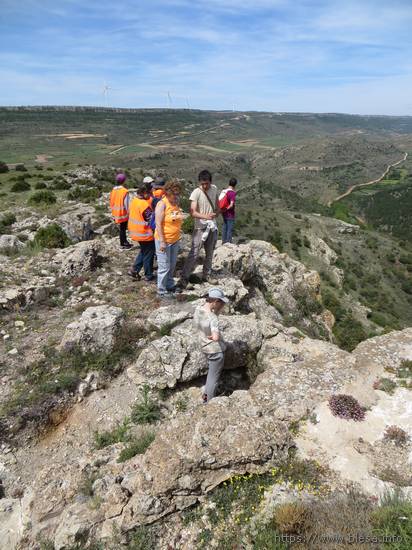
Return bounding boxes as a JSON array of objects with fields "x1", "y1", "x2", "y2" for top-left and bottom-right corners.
[
  {"x1": 109, "y1": 169, "x2": 238, "y2": 298},
  {"x1": 109, "y1": 169, "x2": 238, "y2": 402}
]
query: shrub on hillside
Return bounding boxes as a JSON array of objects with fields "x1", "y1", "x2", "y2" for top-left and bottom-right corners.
[
  {"x1": 0, "y1": 161, "x2": 9, "y2": 173},
  {"x1": 51, "y1": 178, "x2": 71, "y2": 190},
  {"x1": 33, "y1": 223, "x2": 70, "y2": 249},
  {"x1": 34, "y1": 181, "x2": 47, "y2": 190},
  {"x1": 0, "y1": 212, "x2": 16, "y2": 234},
  {"x1": 28, "y1": 189, "x2": 57, "y2": 205},
  {"x1": 15, "y1": 164, "x2": 27, "y2": 172},
  {"x1": 182, "y1": 215, "x2": 194, "y2": 234},
  {"x1": 328, "y1": 394, "x2": 366, "y2": 421},
  {"x1": 332, "y1": 313, "x2": 367, "y2": 351},
  {"x1": 11, "y1": 180, "x2": 31, "y2": 192},
  {"x1": 383, "y1": 425, "x2": 409, "y2": 446},
  {"x1": 67, "y1": 186, "x2": 100, "y2": 203}
]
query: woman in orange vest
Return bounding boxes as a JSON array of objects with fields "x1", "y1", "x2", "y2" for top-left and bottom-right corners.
[
  {"x1": 154, "y1": 179, "x2": 184, "y2": 298},
  {"x1": 109, "y1": 173, "x2": 131, "y2": 249},
  {"x1": 128, "y1": 183, "x2": 156, "y2": 281}
]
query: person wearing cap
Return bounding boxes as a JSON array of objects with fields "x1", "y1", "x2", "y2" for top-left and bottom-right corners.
[
  {"x1": 151, "y1": 176, "x2": 166, "y2": 201},
  {"x1": 109, "y1": 172, "x2": 132, "y2": 249},
  {"x1": 143, "y1": 175, "x2": 154, "y2": 186},
  {"x1": 193, "y1": 288, "x2": 229, "y2": 403},
  {"x1": 128, "y1": 182, "x2": 155, "y2": 282}
]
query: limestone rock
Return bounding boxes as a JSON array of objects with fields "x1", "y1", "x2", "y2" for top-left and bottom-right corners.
[
  {"x1": 128, "y1": 313, "x2": 263, "y2": 388},
  {"x1": 55, "y1": 240, "x2": 106, "y2": 277},
  {"x1": 0, "y1": 235, "x2": 24, "y2": 253},
  {"x1": 213, "y1": 240, "x2": 323, "y2": 317},
  {"x1": 60, "y1": 305, "x2": 124, "y2": 353},
  {"x1": 56, "y1": 204, "x2": 96, "y2": 242}
]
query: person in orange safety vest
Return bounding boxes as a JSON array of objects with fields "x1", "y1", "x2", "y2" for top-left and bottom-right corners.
[
  {"x1": 109, "y1": 173, "x2": 131, "y2": 249},
  {"x1": 127, "y1": 182, "x2": 156, "y2": 282}
]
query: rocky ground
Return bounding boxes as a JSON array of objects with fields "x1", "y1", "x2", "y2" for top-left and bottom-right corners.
[{"x1": 0, "y1": 204, "x2": 411, "y2": 549}]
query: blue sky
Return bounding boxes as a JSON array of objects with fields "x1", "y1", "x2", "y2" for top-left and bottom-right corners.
[{"x1": 1, "y1": 0, "x2": 412, "y2": 114}]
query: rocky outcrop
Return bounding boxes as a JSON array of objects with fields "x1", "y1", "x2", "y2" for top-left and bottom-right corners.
[
  {"x1": 128, "y1": 313, "x2": 263, "y2": 389},
  {"x1": 56, "y1": 205, "x2": 96, "y2": 242},
  {"x1": 60, "y1": 305, "x2": 124, "y2": 353},
  {"x1": 213, "y1": 241, "x2": 322, "y2": 315},
  {"x1": 0, "y1": 278, "x2": 57, "y2": 312},
  {"x1": 0, "y1": 235, "x2": 24, "y2": 253},
  {"x1": 55, "y1": 240, "x2": 106, "y2": 277}
]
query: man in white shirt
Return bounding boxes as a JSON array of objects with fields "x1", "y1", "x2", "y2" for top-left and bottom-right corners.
[{"x1": 179, "y1": 169, "x2": 220, "y2": 287}]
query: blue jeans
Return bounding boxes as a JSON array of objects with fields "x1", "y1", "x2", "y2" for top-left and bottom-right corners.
[
  {"x1": 222, "y1": 218, "x2": 235, "y2": 243},
  {"x1": 133, "y1": 240, "x2": 155, "y2": 279},
  {"x1": 155, "y1": 239, "x2": 180, "y2": 294}
]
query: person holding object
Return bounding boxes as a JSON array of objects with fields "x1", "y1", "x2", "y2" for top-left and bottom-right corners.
[
  {"x1": 220, "y1": 177, "x2": 237, "y2": 244},
  {"x1": 109, "y1": 172, "x2": 131, "y2": 249},
  {"x1": 127, "y1": 182, "x2": 155, "y2": 281},
  {"x1": 154, "y1": 179, "x2": 184, "y2": 298},
  {"x1": 193, "y1": 288, "x2": 229, "y2": 403},
  {"x1": 178, "y1": 169, "x2": 220, "y2": 288}
]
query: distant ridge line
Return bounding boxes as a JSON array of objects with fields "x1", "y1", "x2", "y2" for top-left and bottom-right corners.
[{"x1": 1, "y1": 106, "x2": 412, "y2": 118}]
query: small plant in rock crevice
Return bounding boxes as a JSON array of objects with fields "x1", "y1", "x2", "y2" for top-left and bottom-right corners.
[
  {"x1": 373, "y1": 377, "x2": 397, "y2": 395},
  {"x1": 130, "y1": 385, "x2": 161, "y2": 425},
  {"x1": 328, "y1": 394, "x2": 366, "y2": 421},
  {"x1": 383, "y1": 425, "x2": 410, "y2": 446}
]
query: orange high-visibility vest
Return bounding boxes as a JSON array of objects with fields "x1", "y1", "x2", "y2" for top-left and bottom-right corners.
[
  {"x1": 110, "y1": 186, "x2": 129, "y2": 224},
  {"x1": 154, "y1": 196, "x2": 183, "y2": 244},
  {"x1": 128, "y1": 197, "x2": 154, "y2": 242}
]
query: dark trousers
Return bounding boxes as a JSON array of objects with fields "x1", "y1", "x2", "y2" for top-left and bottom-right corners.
[
  {"x1": 222, "y1": 218, "x2": 235, "y2": 243},
  {"x1": 119, "y1": 221, "x2": 129, "y2": 245},
  {"x1": 133, "y1": 240, "x2": 155, "y2": 278}
]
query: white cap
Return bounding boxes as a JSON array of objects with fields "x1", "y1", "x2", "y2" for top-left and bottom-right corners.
[
  {"x1": 143, "y1": 176, "x2": 154, "y2": 184},
  {"x1": 208, "y1": 288, "x2": 229, "y2": 303}
]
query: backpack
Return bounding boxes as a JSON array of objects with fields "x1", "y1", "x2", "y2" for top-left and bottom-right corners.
[
  {"x1": 218, "y1": 188, "x2": 230, "y2": 211},
  {"x1": 149, "y1": 196, "x2": 161, "y2": 231}
]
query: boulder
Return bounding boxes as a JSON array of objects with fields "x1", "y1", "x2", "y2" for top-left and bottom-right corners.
[
  {"x1": 0, "y1": 279, "x2": 56, "y2": 312},
  {"x1": 60, "y1": 305, "x2": 124, "y2": 353},
  {"x1": 56, "y1": 205, "x2": 96, "y2": 242},
  {"x1": 213, "y1": 240, "x2": 322, "y2": 316},
  {"x1": 55, "y1": 240, "x2": 106, "y2": 277},
  {"x1": 127, "y1": 313, "x2": 263, "y2": 388},
  {"x1": 0, "y1": 235, "x2": 24, "y2": 253}
]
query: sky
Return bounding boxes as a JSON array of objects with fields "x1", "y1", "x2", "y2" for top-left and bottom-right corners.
[{"x1": 1, "y1": 0, "x2": 412, "y2": 115}]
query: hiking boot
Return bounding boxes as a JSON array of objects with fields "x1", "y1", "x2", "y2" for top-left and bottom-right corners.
[
  {"x1": 158, "y1": 292, "x2": 176, "y2": 300},
  {"x1": 121, "y1": 243, "x2": 133, "y2": 250},
  {"x1": 144, "y1": 275, "x2": 156, "y2": 282},
  {"x1": 128, "y1": 270, "x2": 141, "y2": 280}
]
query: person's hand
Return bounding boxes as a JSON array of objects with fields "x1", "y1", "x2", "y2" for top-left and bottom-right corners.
[
  {"x1": 159, "y1": 241, "x2": 166, "y2": 252},
  {"x1": 207, "y1": 213, "x2": 216, "y2": 220}
]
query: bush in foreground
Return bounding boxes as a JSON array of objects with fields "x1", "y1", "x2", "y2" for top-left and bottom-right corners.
[{"x1": 33, "y1": 223, "x2": 70, "y2": 249}]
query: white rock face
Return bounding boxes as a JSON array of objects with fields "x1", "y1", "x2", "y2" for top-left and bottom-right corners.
[
  {"x1": 55, "y1": 240, "x2": 106, "y2": 277},
  {"x1": 60, "y1": 305, "x2": 124, "y2": 353},
  {"x1": 0, "y1": 235, "x2": 24, "y2": 253},
  {"x1": 56, "y1": 204, "x2": 96, "y2": 242}
]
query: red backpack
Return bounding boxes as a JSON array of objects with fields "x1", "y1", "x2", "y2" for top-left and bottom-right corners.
[{"x1": 218, "y1": 188, "x2": 230, "y2": 211}]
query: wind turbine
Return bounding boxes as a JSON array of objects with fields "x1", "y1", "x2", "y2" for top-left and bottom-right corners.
[
  {"x1": 102, "y1": 82, "x2": 113, "y2": 108},
  {"x1": 167, "y1": 91, "x2": 173, "y2": 109}
]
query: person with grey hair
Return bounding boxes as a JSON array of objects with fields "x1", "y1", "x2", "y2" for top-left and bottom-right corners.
[{"x1": 193, "y1": 288, "x2": 229, "y2": 403}]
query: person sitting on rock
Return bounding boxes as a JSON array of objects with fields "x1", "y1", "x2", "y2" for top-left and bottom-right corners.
[
  {"x1": 109, "y1": 172, "x2": 131, "y2": 249},
  {"x1": 128, "y1": 182, "x2": 156, "y2": 282},
  {"x1": 193, "y1": 288, "x2": 229, "y2": 403}
]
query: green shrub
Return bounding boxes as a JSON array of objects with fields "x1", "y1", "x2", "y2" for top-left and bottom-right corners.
[
  {"x1": 373, "y1": 377, "x2": 397, "y2": 395},
  {"x1": 94, "y1": 419, "x2": 130, "y2": 449},
  {"x1": 68, "y1": 186, "x2": 100, "y2": 202},
  {"x1": 118, "y1": 431, "x2": 155, "y2": 462},
  {"x1": 11, "y1": 179, "x2": 31, "y2": 192},
  {"x1": 0, "y1": 212, "x2": 16, "y2": 234},
  {"x1": 0, "y1": 161, "x2": 8, "y2": 173},
  {"x1": 130, "y1": 385, "x2": 161, "y2": 424},
  {"x1": 182, "y1": 215, "x2": 194, "y2": 234},
  {"x1": 34, "y1": 181, "x2": 47, "y2": 190},
  {"x1": 333, "y1": 314, "x2": 367, "y2": 351},
  {"x1": 51, "y1": 178, "x2": 72, "y2": 190},
  {"x1": 371, "y1": 490, "x2": 412, "y2": 548},
  {"x1": 28, "y1": 189, "x2": 57, "y2": 205},
  {"x1": 33, "y1": 223, "x2": 70, "y2": 249},
  {"x1": 15, "y1": 163, "x2": 27, "y2": 172}
]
